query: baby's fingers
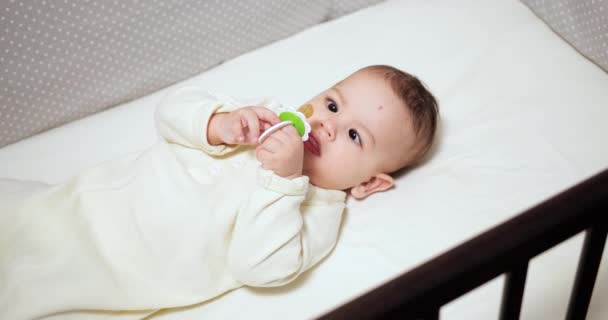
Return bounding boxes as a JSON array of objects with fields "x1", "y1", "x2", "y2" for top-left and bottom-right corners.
[
  {"x1": 252, "y1": 107, "x2": 281, "y2": 126},
  {"x1": 240, "y1": 110, "x2": 261, "y2": 144},
  {"x1": 255, "y1": 146, "x2": 275, "y2": 169},
  {"x1": 221, "y1": 115, "x2": 245, "y2": 144},
  {"x1": 259, "y1": 135, "x2": 283, "y2": 153},
  {"x1": 272, "y1": 124, "x2": 300, "y2": 144},
  {"x1": 261, "y1": 121, "x2": 273, "y2": 131}
]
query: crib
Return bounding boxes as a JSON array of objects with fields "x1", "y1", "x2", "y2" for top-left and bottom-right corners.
[
  {"x1": 1, "y1": 0, "x2": 607, "y2": 319},
  {"x1": 320, "y1": 168, "x2": 608, "y2": 319}
]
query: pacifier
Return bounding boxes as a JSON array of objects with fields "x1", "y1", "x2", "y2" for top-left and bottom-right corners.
[{"x1": 258, "y1": 104, "x2": 313, "y2": 143}]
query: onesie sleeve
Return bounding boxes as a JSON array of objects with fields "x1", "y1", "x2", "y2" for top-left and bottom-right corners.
[
  {"x1": 226, "y1": 168, "x2": 346, "y2": 287},
  {"x1": 155, "y1": 86, "x2": 281, "y2": 156}
]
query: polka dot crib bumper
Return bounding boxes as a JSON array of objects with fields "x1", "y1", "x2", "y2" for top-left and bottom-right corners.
[
  {"x1": 0, "y1": 0, "x2": 382, "y2": 148},
  {"x1": 521, "y1": 0, "x2": 608, "y2": 72}
]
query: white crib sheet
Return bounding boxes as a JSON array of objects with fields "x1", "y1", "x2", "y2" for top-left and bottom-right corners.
[{"x1": 1, "y1": 0, "x2": 607, "y2": 319}]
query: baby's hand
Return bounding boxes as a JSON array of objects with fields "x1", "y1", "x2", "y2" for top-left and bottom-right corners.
[
  {"x1": 255, "y1": 125, "x2": 304, "y2": 179},
  {"x1": 208, "y1": 106, "x2": 280, "y2": 145}
]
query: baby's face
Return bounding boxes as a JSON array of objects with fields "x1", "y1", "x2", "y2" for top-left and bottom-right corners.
[{"x1": 301, "y1": 70, "x2": 419, "y2": 196}]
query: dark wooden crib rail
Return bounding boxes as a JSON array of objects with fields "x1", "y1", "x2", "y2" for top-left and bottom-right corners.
[{"x1": 318, "y1": 168, "x2": 608, "y2": 320}]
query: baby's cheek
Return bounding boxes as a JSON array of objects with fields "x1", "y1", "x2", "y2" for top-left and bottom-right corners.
[
  {"x1": 322, "y1": 163, "x2": 355, "y2": 190},
  {"x1": 307, "y1": 164, "x2": 336, "y2": 189}
]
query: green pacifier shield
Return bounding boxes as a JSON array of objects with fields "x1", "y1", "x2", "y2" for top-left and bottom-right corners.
[{"x1": 279, "y1": 112, "x2": 305, "y2": 137}]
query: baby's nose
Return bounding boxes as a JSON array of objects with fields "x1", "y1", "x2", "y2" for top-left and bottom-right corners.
[{"x1": 319, "y1": 119, "x2": 336, "y2": 141}]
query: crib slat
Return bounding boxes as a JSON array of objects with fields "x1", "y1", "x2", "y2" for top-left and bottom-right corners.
[
  {"x1": 565, "y1": 225, "x2": 607, "y2": 320},
  {"x1": 499, "y1": 263, "x2": 528, "y2": 320}
]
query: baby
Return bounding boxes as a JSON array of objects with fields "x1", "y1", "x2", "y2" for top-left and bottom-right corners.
[
  {"x1": 0, "y1": 65, "x2": 438, "y2": 319},
  {"x1": 209, "y1": 65, "x2": 438, "y2": 197}
]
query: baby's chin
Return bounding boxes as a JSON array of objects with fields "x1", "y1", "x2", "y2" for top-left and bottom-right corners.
[
  {"x1": 303, "y1": 170, "x2": 345, "y2": 191},
  {"x1": 308, "y1": 176, "x2": 330, "y2": 190},
  {"x1": 303, "y1": 159, "x2": 343, "y2": 190},
  {"x1": 303, "y1": 168, "x2": 323, "y2": 188}
]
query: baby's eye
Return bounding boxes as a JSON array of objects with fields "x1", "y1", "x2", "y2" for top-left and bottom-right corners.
[
  {"x1": 327, "y1": 99, "x2": 338, "y2": 113},
  {"x1": 349, "y1": 129, "x2": 361, "y2": 145}
]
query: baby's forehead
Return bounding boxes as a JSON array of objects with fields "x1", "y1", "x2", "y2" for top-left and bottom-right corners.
[
  {"x1": 338, "y1": 84, "x2": 407, "y2": 118},
  {"x1": 369, "y1": 100, "x2": 418, "y2": 147},
  {"x1": 337, "y1": 68, "x2": 387, "y2": 86}
]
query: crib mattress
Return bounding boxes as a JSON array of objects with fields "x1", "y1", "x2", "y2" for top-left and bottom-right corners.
[{"x1": 1, "y1": 0, "x2": 607, "y2": 319}]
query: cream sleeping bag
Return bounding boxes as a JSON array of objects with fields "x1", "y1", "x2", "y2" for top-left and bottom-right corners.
[{"x1": 0, "y1": 87, "x2": 346, "y2": 320}]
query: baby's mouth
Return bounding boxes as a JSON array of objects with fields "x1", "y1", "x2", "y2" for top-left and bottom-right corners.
[{"x1": 304, "y1": 133, "x2": 321, "y2": 156}]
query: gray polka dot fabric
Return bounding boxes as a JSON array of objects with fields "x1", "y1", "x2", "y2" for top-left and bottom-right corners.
[
  {"x1": 521, "y1": 0, "x2": 608, "y2": 72},
  {"x1": 330, "y1": 0, "x2": 385, "y2": 19},
  {"x1": 0, "y1": 0, "x2": 381, "y2": 147}
]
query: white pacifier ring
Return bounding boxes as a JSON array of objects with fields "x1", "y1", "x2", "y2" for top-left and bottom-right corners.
[{"x1": 258, "y1": 121, "x2": 292, "y2": 144}]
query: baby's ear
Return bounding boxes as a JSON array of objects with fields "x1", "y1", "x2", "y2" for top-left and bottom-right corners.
[{"x1": 350, "y1": 173, "x2": 394, "y2": 200}]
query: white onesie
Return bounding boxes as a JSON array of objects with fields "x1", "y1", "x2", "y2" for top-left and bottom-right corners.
[{"x1": 0, "y1": 86, "x2": 346, "y2": 320}]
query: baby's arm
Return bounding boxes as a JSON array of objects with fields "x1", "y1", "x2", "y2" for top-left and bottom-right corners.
[
  {"x1": 155, "y1": 86, "x2": 279, "y2": 156},
  {"x1": 207, "y1": 106, "x2": 279, "y2": 146},
  {"x1": 226, "y1": 170, "x2": 345, "y2": 287}
]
